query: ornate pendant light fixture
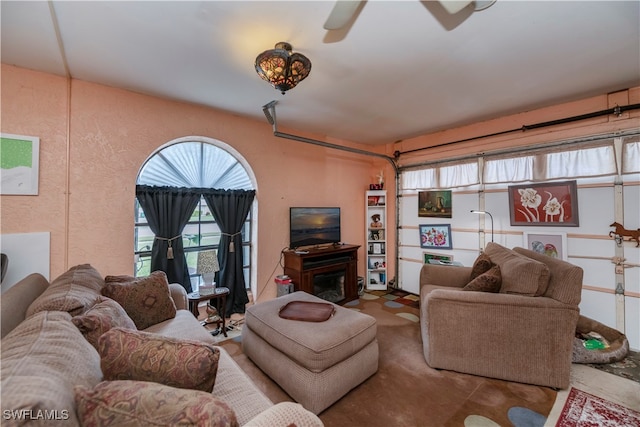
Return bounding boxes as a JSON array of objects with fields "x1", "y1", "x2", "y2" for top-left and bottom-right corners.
[{"x1": 255, "y1": 42, "x2": 311, "y2": 95}]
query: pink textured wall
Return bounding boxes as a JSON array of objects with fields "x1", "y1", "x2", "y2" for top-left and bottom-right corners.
[
  {"x1": 0, "y1": 68, "x2": 69, "y2": 273},
  {"x1": 2, "y1": 64, "x2": 638, "y2": 301},
  {"x1": 1, "y1": 65, "x2": 382, "y2": 300}
]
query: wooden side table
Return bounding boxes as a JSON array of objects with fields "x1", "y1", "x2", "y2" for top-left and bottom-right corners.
[{"x1": 187, "y1": 287, "x2": 229, "y2": 337}]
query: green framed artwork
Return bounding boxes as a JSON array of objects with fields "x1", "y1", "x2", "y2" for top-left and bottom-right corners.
[
  {"x1": 1, "y1": 133, "x2": 39, "y2": 195},
  {"x1": 418, "y1": 190, "x2": 452, "y2": 218},
  {"x1": 423, "y1": 252, "x2": 453, "y2": 264}
]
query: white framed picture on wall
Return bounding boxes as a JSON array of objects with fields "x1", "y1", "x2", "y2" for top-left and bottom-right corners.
[
  {"x1": 523, "y1": 232, "x2": 568, "y2": 261},
  {"x1": 0, "y1": 133, "x2": 40, "y2": 195}
]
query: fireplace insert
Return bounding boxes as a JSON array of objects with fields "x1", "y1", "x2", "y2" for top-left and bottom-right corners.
[{"x1": 313, "y1": 269, "x2": 346, "y2": 303}]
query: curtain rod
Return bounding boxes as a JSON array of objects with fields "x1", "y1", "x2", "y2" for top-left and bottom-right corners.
[{"x1": 395, "y1": 103, "x2": 640, "y2": 157}]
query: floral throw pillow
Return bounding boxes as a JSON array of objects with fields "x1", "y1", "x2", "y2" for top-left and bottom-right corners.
[
  {"x1": 72, "y1": 296, "x2": 136, "y2": 350},
  {"x1": 463, "y1": 265, "x2": 502, "y2": 293},
  {"x1": 101, "y1": 271, "x2": 176, "y2": 330},
  {"x1": 469, "y1": 253, "x2": 494, "y2": 281},
  {"x1": 98, "y1": 327, "x2": 220, "y2": 392},
  {"x1": 75, "y1": 380, "x2": 238, "y2": 427}
]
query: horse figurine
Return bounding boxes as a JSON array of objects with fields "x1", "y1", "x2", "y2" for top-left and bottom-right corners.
[{"x1": 609, "y1": 222, "x2": 640, "y2": 247}]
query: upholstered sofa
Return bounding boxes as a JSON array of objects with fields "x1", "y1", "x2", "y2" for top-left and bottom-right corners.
[
  {"x1": 1, "y1": 265, "x2": 323, "y2": 426},
  {"x1": 420, "y1": 242, "x2": 583, "y2": 389}
]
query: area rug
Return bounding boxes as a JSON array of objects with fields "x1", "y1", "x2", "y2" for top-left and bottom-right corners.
[
  {"x1": 219, "y1": 291, "x2": 557, "y2": 427},
  {"x1": 556, "y1": 387, "x2": 640, "y2": 427},
  {"x1": 586, "y1": 350, "x2": 640, "y2": 383}
]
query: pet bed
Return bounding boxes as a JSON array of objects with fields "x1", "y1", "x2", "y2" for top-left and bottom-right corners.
[{"x1": 572, "y1": 315, "x2": 629, "y2": 364}]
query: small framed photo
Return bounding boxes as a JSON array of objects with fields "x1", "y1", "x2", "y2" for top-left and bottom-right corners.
[
  {"x1": 508, "y1": 180, "x2": 579, "y2": 226},
  {"x1": 419, "y1": 224, "x2": 452, "y2": 249},
  {"x1": 423, "y1": 252, "x2": 453, "y2": 264},
  {"x1": 523, "y1": 232, "x2": 568, "y2": 261}
]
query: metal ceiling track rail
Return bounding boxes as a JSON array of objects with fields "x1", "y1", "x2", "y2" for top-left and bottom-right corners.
[
  {"x1": 262, "y1": 101, "x2": 398, "y2": 172},
  {"x1": 262, "y1": 100, "x2": 400, "y2": 289},
  {"x1": 399, "y1": 128, "x2": 640, "y2": 172},
  {"x1": 396, "y1": 103, "x2": 640, "y2": 158}
]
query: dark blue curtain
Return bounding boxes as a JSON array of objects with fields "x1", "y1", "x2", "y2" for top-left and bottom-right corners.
[
  {"x1": 136, "y1": 186, "x2": 201, "y2": 293},
  {"x1": 202, "y1": 189, "x2": 255, "y2": 315}
]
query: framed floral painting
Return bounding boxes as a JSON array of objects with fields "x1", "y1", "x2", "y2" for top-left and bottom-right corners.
[
  {"x1": 508, "y1": 181, "x2": 579, "y2": 226},
  {"x1": 419, "y1": 224, "x2": 452, "y2": 249}
]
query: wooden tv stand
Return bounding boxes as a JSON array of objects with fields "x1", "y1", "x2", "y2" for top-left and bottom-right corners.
[{"x1": 283, "y1": 244, "x2": 360, "y2": 304}]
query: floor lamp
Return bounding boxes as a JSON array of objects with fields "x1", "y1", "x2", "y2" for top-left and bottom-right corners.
[{"x1": 471, "y1": 210, "x2": 494, "y2": 242}]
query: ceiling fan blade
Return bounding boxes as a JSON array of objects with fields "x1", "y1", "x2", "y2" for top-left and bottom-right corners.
[
  {"x1": 438, "y1": 0, "x2": 473, "y2": 15},
  {"x1": 473, "y1": 0, "x2": 497, "y2": 11},
  {"x1": 323, "y1": 1, "x2": 362, "y2": 30}
]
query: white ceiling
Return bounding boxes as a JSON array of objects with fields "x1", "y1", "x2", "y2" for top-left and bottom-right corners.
[{"x1": 2, "y1": 1, "x2": 639, "y2": 145}]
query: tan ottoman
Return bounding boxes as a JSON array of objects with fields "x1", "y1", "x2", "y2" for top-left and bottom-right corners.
[{"x1": 242, "y1": 291, "x2": 378, "y2": 414}]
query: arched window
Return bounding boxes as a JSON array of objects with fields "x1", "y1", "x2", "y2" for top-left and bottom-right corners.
[{"x1": 134, "y1": 137, "x2": 256, "y2": 295}]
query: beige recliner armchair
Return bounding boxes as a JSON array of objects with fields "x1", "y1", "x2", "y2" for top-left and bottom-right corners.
[{"x1": 420, "y1": 242, "x2": 583, "y2": 389}]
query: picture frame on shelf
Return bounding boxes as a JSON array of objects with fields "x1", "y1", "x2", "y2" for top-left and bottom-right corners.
[
  {"x1": 368, "y1": 243, "x2": 382, "y2": 254},
  {"x1": 423, "y1": 252, "x2": 453, "y2": 264},
  {"x1": 418, "y1": 190, "x2": 452, "y2": 218},
  {"x1": 523, "y1": 232, "x2": 568, "y2": 261},
  {"x1": 508, "y1": 180, "x2": 579, "y2": 226},
  {"x1": 419, "y1": 224, "x2": 452, "y2": 249}
]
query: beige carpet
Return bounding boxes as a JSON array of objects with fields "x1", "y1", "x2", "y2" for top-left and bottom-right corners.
[{"x1": 218, "y1": 291, "x2": 557, "y2": 426}]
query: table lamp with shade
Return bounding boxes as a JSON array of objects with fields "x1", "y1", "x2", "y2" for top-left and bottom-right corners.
[{"x1": 197, "y1": 250, "x2": 220, "y2": 296}]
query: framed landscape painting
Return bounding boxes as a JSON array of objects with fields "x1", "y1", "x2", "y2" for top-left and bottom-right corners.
[
  {"x1": 508, "y1": 180, "x2": 579, "y2": 226},
  {"x1": 419, "y1": 224, "x2": 452, "y2": 249},
  {"x1": 524, "y1": 232, "x2": 568, "y2": 261}
]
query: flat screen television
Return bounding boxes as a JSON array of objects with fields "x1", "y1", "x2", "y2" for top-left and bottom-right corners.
[{"x1": 290, "y1": 207, "x2": 341, "y2": 249}]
